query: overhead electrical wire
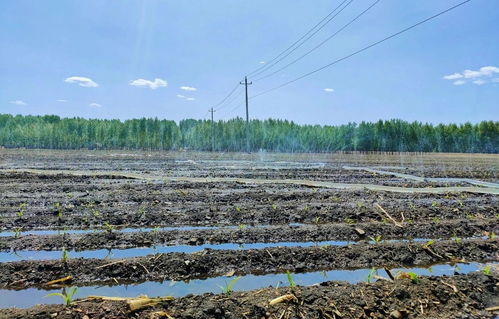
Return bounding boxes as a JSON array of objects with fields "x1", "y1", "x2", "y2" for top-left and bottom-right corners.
[
  {"x1": 252, "y1": 0, "x2": 381, "y2": 82},
  {"x1": 250, "y1": 0, "x2": 472, "y2": 100},
  {"x1": 246, "y1": 0, "x2": 352, "y2": 77},
  {"x1": 248, "y1": 0, "x2": 354, "y2": 76},
  {"x1": 211, "y1": 82, "x2": 241, "y2": 111}
]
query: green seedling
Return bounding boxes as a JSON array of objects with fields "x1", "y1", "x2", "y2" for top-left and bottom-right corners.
[
  {"x1": 53, "y1": 202, "x2": 63, "y2": 218},
  {"x1": 431, "y1": 217, "x2": 441, "y2": 223},
  {"x1": 17, "y1": 203, "x2": 26, "y2": 218},
  {"x1": 218, "y1": 276, "x2": 241, "y2": 295},
  {"x1": 431, "y1": 201, "x2": 438, "y2": 208},
  {"x1": 488, "y1": 232, "x2": 495, "y2": 240},
  {"x1": 451, "y1": 234, "x2": 462, "y2": 244},
  {"x1": 466, "y1": 214, "x2": 474, "y2": 220},
  {"x1": 369, "y1": 235, "x2": 382, "y2": 246},
  {"x1": 286, "y1": 271, "x2": 295, "y2": 288},
  {"x1": 408, "y1": 272, "x2": 420, "y2": 284},
  {"x1": 92, "y1": 209, "x2": 100, "y2": 217},
  {"x1": 235, "y1": 207, "x2": 241, "y2": 213},
  {"x1": 103, "y1": 222, "x2": 114, "y2": 233},
  {"x1": 409, "y1": 203, "x2": 416, "y2": 210},
  {"x1": 366, "y1": 268, "x2": 377, "y2": 283},
  {"x1": 238, "y1": 224, "x2": 246, "y2": 230},
  {"x1": 382, "y1": 218, "x2": 389, "y2": 224},
  {"x1": 320, "y1": 244, "x2": 330, "y2": 251},
  {"x1": 137, "y1": 206, "x2": 146, "y2": 217},
  {"x1": 46, "y1": 287, "x2": 78, "y2": 306},
  {"x1": 314, "y1": 216, "x2": 320, "y2": 225},
  {"x1": 271, "y1": 204, "x2": 277, "y2": 210},
  {"x1": 303, "y1": 205, "x2": 309, "y2": 212},
  {"x1": 482, "y1": 265, "x2": 491, "y2": 275},
  {"x1": 457, "y1": 200, "x2": 463, "y2": 207},
  {"x1": 357, "y1": 201, "x2": 363, "y2": 209},
  {"x1": 152, "y1": 226, "x2": 159, "y2": 233},
  {"x1": 344, "y1": 218, "x2": 355, "y2": 224},
  {"x1": 330, "y1": 196, "x2": 340, "y2": 202},
  {"x1": 61, "y1": 247, "x2": 68, "y2": 263},
  {"x1": 14, "y1": 227, "x2": 22, "y2": 238},
  {"x1": 423, "y1": 239, "x2": 434, "y2": 248}
]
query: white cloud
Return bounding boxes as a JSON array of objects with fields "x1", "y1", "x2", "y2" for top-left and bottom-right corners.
[
  {"x1": 57, "y1": 99, "x2": 68, "y2": 102},
  {"x1": 176, "y1": 94, "x2": 186, "y2": 99},
  {"x1": 89, "y1": 102, "x2": 102, "y2": 108},
  {"x1": 130, "y1": 78, "x2": 167, "y2": 90},
  {"x1": 443, "y1": 66, "x2": 499, "y2": 86},
  {"x1": 180, "y1": 86, "x2": 197, "y2": 91},
  {"x1": 10, "y1": 100, "x2": 27, "y2": 105},
  {"x1": 324, "y1": 88, "x2": 335, "y2": 92},
  {"x1": 65, "y1": 76, "x2": 98, "y2": 87},
  {"x1": 442, "y1": 73, "x2": 463, "y2": 80},
  {"x1": 186, "y1": 97, "x2": 195, "y2": 101},
  {"x1": 259, "y1": 61, "x2": 266, "y2": 64},
  {"x1": 177, "y1": 94, "x2": 195, "y2": 101}
]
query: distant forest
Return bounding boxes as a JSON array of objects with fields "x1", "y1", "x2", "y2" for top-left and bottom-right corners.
[{"x1": 0, "y1": 114, "x2": 497, "y2": 153}]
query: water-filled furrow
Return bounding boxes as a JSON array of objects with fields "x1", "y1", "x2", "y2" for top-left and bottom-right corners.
[{"x1": 0, "y1": 262, "x2": 491, "y2": 309}]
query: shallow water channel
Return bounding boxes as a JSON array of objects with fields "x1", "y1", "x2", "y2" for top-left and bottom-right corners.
[{"x1": 0, "y1": 262, "x2": 491, "y2": 308}]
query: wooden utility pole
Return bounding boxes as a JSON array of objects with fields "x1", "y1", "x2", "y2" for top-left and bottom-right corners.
[
  {"x1": 240, "y1": 76, "x2": 252, "y2": 153},
  {"x1": 209, "y1": 107, "x2": 216, "y2": 152}
]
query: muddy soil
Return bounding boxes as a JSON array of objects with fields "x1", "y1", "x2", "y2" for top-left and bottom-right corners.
[
  {"x1": 1, "y1": 219, "x2": 497, "y2": 252},
  {"x1": 1, "y1": 239, "x2": 496, "y2": 290},
  {"x1": 1, "y1": 172, "x2": 497, "y2": 230},
  {"x1": 1, "y1": 272, "x2": 498, "y2": 319}
]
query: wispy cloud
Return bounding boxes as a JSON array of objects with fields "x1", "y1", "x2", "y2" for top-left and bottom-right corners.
[
  {"x1": 443, "y1": 66, "x2": 499, "y2": 85},
  {"x1": 130, "y1": 78, "x2": 167, "y2": 90},
  {"x1": 180, "y1": 86, "x2": 197, "y2": 91},
  {"x1": 177, "y1": 94, "x2": 195, "y2": 101},
  {"x1": 10, "y1": 100, "x2": 27, "y2": 105},
  {"x1": 324, "y1": 88, "x2": 335, "y2": 92},
  {"x1": 89, "y1": 102, "x2": 102, "y2": 108},
  {"x1": 56, "y1": 99, "x2": 68, "y2": 103},
  {"x1": 65, "y1": 76, "x2": 98, "y2": 87},
  {"x1": 259, "y1": 61, "x2": 266, "y2": 64}
]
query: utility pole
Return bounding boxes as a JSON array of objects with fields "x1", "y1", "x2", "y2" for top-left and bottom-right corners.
[
  {"x1": 240, "y1": 76, "x2": 252, "y2": 153},
  {"x1": 209, "y1": 107, "x2": 216, "y2": 152}
]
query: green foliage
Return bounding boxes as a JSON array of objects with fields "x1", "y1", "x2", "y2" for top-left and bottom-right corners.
[
  {"x1": 423, "y1": 239, "x2": 434, "y2": 248},
  {"x1": 431, "y1": 201, "x2": 438, "y2": 208},
  {"x1": 286, "y1": 271, "x2": 295, "y2": 288},
  {"x1": 366, "y1": 268, "x2": 377, "y2": 283},
  {"x1": 407, "y1": 272, "x2": 420, "y2": 284},
  {"x1": 356, "y1": 201, "x2": 363, "y2": 209},
  {"x1": 489, "y1": 232, "x2": 495, "y2": 240},
  {"x1": 218, "y1": 276, "x2": 241, "y2": 295},
  {"x1": 369, "y1": 235, "x2": 382, "y2": 246},
  {"x1": 61, "y1": 247, "x2": 68, "y2": 263},
  {"x1": 14, "y1": 227, "x2": 22, "y2": 238},
  {"x1": 53, "y1": 202, "x2": 63, "y2": 219},
  {"x1": 17, "y1": 203, "x2": 26, "y2": 218},
  {"x1": 103, "y1": 222, "x2": 114, "y2": 233},
  {"x1": 344, "y1": 218, "x2": 355, "y2": 224},
  {"x1": 303, "y1": 205, "x2": 309, "y2": 212},
  {"x1": 152, "y1": 226, "x2": 159, "y2": 233},
  {"x1": 0, "y1": 115, "x2": 497, "y2": 153},
  {"x1": 451, "y1": 234, "x2": 462, "y2": 244},
  {"x1": 271, "y1": 204, "x2": 277, "y2": 211},
  {"x1": 46, "y1": 287, "x2": 78, "y2": 306},
  {"x1": 482, "y1": 265, "x2": 491, "y2": 275},
  {"x1": 431, "y1": 217, "x2": 441, "y2": 223},
  {"x1": 238, "y1": 224, "x2": 246, "y2": 230}
]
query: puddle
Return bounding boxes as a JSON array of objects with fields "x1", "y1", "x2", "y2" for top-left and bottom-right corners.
[
  {"x1": 0, "y1": 262, "x2": 491, "y2": 309},
  {"x1": 0, "y1": 240, "x2": 350, "y2": 263},
  {"x1": 0, "y1": 224, "x2": 305, "y2": 238}
]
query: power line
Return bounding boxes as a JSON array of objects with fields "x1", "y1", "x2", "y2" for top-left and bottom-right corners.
[
  {"x1": 251, "y1": 0, "x2": 472, "y2": 100},
  {"x1": 248, "y1": 0, "x2": 353, "y2": 78},
  {"x1": 216, "y1": 86, "x2": 244, "y2": 111},
  {"x1": 211, "y1": 82, "x2": 240, "y2": 111},
  {"x1": 253, "y1": 0, "x2": 381, "y2": 82}
]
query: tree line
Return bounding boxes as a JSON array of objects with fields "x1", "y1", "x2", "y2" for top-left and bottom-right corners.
[{"x1": 0, "y1": 114, "x2": 497, "y2": 153}]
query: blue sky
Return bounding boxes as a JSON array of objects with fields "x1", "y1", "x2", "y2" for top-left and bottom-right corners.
[{"x1": 1, "y1": 0, "x2": 498, "y2": 125}]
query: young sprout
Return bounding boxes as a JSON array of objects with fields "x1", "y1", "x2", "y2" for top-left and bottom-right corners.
[
  {"x1": 17, "y1": 203, "x2": 26, "y2": 218},
  {"x1": 409, "y1": 202, "x2": 416, "y2": 210},
  {"x1": 53, "y1": 202, "x2": 63, "y2": 219},
  {"x1": 431, "y1": 217, "x2": 441, "y2": 223},
  {"x1": 137, "y1": 206, "x2": 146, "y2": 217},
  {"x1": 431, "y1": 201, "x2": 438, "y2": 208},
  {"x1": 103, "y1": 222, "x2": 114, "y2": 233},
  {"x1": 271, "y1": 204, "x2": 277, "y2": 211},
  {"x1": 366, "y1": 268, "x2": 377, "y2": 283},
  {"x1": 238, "y1": 224, "x2": 247, "y2": 230},
  {"x1": 152, "y1": 226, "x2": 159, "y2": 233},
  {"x1": 344, "y1": 218, "x2": 355, "y2": 224},
  {"x1": 451, "y1": 234, "x2": 462, "y2": 244},
  {"x1": 465, "y1": 214, "x2": 474, "y2": 220},
  {"x1": 482, "y1": 265, "x2": 491, "y2": 275},
  {"x1": 286, "y1": 271, "x2": 295, "y2": 288},
  {"x1": 303, "y1": 205, "x2": 309, "y2": 212},
  {"x1": 61, "y1": 247, "x2": 69, "y2": 263},
  {"x1": 396, "y1": 272, "x2": 420, "y2": 284},
  {"x1": 218, "y1": 276, "x2": 241, "y2": 295},
  {"x1": 14, "y1": 227, "x2": 23, "y2": 238},
  {"x1": 46, "y1": 287, "x2": 78, "y2": 306},
  {"x1": 488, "y1": 232, "x2": 495, "y2": 240},
  {"x1": 423, "y1": 239, "x2": 434, "y2": 249},
  {"x1": 357, "y1": 201, "x2": 363, "y2": 209},
  {"x1": 457, "y1": 199, "x2": 463, "y2": 207},
  {"x1": 320, "y1": 244, "x2": 330, "y2": 251},
  {"x1": 369, "y1": 235, "x2": 382, "y2": 246},
  {"x1": 92, "y1": 209, "x2": 100, "y2": 217},
  {"x1": 235, "y1": 207, "x2": 241, "y2": 213},
  {"x1": 314, "y1": 216, "x2": 320, "y2": 225}
]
